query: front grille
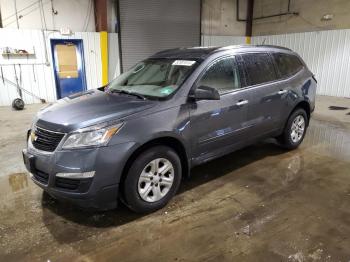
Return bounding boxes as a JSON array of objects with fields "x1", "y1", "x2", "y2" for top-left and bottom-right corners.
[
  {"x1": 33, "y1": 170, "x2": 49, "y2": 184},
  {"x1": 32, "y1": 126, "x2": 65, "y2": 152},
  {"x1": 55, "y1": 177, "x2": 93, "y2": 192}
]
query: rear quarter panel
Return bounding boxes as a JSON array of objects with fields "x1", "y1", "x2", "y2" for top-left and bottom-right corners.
[{"x1": 286, "y1": 68, "x2": 316, "y2": 117}]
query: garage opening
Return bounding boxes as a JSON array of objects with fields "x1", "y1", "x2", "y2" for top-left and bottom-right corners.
[{"x1": 118, "y1": 0, "x2": 201, "y2": 72}]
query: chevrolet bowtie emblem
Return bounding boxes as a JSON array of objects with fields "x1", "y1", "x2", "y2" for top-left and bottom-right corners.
[{"x1": 31, "y1": 132, "x2": 38, "y2": 142}]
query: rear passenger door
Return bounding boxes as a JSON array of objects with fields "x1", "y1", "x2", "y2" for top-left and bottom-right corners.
[{"x1": 240, "y1": 52, "x2": 288, "y2": 138}]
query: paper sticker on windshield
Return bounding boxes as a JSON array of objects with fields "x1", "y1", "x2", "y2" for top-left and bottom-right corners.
[
  {"x1": 172, "y1": 60, "x2": 196, "y2": 66},
  {"x1": 161, "y1": 86, "x2": 175, "y2": 95}
]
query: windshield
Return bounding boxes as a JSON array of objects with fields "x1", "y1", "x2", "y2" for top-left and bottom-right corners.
[{"x1": 107, "y1": 59, "x2": 197, "y2": 99}]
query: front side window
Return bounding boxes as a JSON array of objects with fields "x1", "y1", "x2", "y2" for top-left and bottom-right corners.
[
  {"x1": 273, "y1": 53, "x2": 303, "y2": 78},
  {"x1": 107, "y1": 59, "x2": 197, "y2": 99},
  {"x1": 197, "y1": 57, "x2": 241, "y2": 94},
  {"x1": 242, "y1": 53, "x2": 277, "y2": 86}
]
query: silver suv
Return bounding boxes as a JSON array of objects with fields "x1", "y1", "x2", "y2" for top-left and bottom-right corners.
[{"x1": 23, "y1": 45, "x2": 316, "y2": 213}]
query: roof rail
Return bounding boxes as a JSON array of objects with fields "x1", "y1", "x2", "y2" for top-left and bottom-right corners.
[
  {"x1": 255, "y1": 44, "x2": 292, "y2": 51},
  {"x1": 217, "y1": 44, "x2": 292, "y2": 51}
]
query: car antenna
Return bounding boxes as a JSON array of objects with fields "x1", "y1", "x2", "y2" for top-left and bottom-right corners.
[{"x1": 262, "y1": 38, "x2": 266, "y2": 45}]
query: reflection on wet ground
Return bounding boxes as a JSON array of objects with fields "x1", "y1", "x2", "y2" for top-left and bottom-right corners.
[{"x1": 0, "y1": 119, "x2": 349, "y2": 261}]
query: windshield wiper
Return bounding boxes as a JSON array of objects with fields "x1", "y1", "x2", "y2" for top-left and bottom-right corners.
[{"x1": 109, "y1": 89, "x2": 146, "y2": 100}]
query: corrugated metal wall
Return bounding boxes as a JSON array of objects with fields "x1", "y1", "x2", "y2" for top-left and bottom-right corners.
[
  {"x1": 252, "y1": 30, "x2": 350, "y2": 98},
  {"x1": 203, "y1": 29, "x2": 350, "y2": 98},
  {"x1": 108, "y1": 33, "x2": 120, "y2": 80},
  {"x1": 0, "y1": 29, "x2": 119, "y2": 106},
  {"x1": 119, "y1": 0, "x2": 201, "y2": 72}
]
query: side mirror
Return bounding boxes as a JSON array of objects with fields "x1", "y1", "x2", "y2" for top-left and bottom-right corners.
[{"x1": 190, "y1": 86, "x2": 220, "y2": 101}]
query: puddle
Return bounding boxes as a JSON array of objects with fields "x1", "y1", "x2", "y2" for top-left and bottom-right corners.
[
  {"x1": 8, "y1": 173, "x2": 28, "y2": 192},
  {"x1": 304, "y1": 119, "x2": 350, "y2": 162}
]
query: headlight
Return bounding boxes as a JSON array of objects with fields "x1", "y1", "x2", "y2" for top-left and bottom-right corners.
[{"x1": 62, "y1": 123, "x2": 123, "y2": 149}]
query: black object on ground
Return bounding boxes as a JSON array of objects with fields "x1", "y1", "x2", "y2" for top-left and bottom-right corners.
[
  {"x1": 12, "y1": 98, "x2": 25, "y2": 110},
  {"x1": 329, "y1": 106, "x2": 349, "y2": 110}
]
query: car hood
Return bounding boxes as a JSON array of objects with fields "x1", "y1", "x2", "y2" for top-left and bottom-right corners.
[{"x1": 35, "y1": 90, "x2": 157, "y2": 132}]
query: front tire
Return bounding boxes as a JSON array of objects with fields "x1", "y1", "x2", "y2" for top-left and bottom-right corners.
[
  {"x1": 123, "y1": 146, "x2": 182, "y2": 213},
  {"x1": 278, "y1": 108, "x2": 308, "y2": 150}
]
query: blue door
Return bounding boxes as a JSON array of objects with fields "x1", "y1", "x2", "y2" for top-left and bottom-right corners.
[{"x1": 51, "y1": 39, "x2": 87, "y2": 99}]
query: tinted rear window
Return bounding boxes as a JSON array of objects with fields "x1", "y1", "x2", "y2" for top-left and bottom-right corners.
[
  {"x1": 241, "y1": 53, "x2": 277, "y2": 86},
  {"x1": 273, "y1": 53, "x2": 304, "y2": 78}
]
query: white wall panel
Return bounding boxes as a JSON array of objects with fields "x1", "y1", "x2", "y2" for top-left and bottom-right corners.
[
  {"x1": 201, "y1": 35, "x2": 245, "y2": 47},
  {"x1": 202, "y1": 29, "x2": 350, "y2": 98},
  {"x1": 0, "y1": 29, "x2": 112, "y2": 106}
]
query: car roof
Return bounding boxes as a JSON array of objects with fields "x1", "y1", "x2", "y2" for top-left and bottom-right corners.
[
  {"x1": 149, "y1": 47, "x2": 219, "y2": 60},
  {"x1": 149, "y1": 45, "x2": 293, "y2": 60}
]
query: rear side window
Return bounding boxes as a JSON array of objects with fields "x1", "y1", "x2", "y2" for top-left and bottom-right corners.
[
  {"x1": 241, "y1": 53, "x2": 277, "y2": 86},
  {"x1": 272, "y1": 53, "x2": 304, "y2": 78}
]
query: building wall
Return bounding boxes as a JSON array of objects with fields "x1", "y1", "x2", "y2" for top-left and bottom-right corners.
[
  {"x1": 202, "y1": 34, "x2": 246, "y2": 46},
  {"x1": 202, "y1": 0, "x2": 350, "y2": 37},
  {"x1": 0, "y1": 0, "x2": 96, "y2": 32},
  {"x1": 252, "y1": 30, "x2": 350, "y2": 97},
  {"x1": 201, "y1": 0, "x2": 246, "y2": 37},
  {"x1": 202, "y1": 29, "x2": 350, "y2": 98},
  {"x1": 0, "y1": 0, "x2": 117, "y2": 32},
  {"x1": 0, "y1": 28, "x2": 119, "y2": 106},
  {"x1": 253, "y1": 0, "x2": 350, "y2": 36}
]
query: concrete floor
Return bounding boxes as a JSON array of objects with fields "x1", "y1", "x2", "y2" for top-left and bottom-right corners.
[{"x1": 0, "y1": 96, "x2": 350, "y2": 261}]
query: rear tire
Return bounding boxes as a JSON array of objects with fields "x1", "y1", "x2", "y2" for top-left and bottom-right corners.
[
  {"x1": 123, "y1": 146, "x2": 182, "y2": 213},
  {"x1": 278, "y1": 108, "x2": 308, "y2": 150}
]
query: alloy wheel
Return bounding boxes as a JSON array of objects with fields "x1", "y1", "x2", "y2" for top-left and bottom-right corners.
[
  {"x1": 137, "y1": 158, "x2": 175, "y2": 202},
  {"x1": 290, "y1": 115, "x2": 305, "y2": 143}
]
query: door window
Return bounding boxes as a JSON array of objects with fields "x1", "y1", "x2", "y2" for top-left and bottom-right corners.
[
  {"x1": 197, "y1": 57, "x2": 241, "y2": 94},
  {"x1": 272, "y1": 53, "x2": 303, "y2": 78},
  {"x1": 242, "y1": 53, "x2": 277, "y2": 86},
  {"x1": 56, "y1": 43, "x2": 79, "y2": 79}
]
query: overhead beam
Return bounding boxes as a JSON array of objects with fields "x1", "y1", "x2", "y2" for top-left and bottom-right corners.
[
  {"x1": 245, "y1": 0, "x2": 254, "y2": 44},
  {"x1": 0, "y1": 4, "x2": 3, "y2": 28},
  {"x1": 94, "y1": 0, "x2": 108, "y2": 32}
]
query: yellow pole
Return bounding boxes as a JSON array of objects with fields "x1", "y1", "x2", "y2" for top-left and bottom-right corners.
[
  {"x1": 245, "y1": 36, "x2": 251, "y2": 44},
  {"x1": 100, "y1": 31, "x2": 108, "y2": 85}
]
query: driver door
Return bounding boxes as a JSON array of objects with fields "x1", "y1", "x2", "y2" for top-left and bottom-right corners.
[{"x1": 189, "y1": 56, "x2": 251, "y2": 163}]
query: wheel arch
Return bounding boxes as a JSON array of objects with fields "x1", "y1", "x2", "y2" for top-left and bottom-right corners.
[
  {"x1": 119, "y1": 136, "x2": 190, "y2": 193},
  {"x1": 289, "y1": 100, "x2": 311, "y2": 126}
]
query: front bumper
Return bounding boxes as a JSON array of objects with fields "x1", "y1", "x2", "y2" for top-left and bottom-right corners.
[{"x1": 23, "y1": 141, "x2": 136, "y2": 210}]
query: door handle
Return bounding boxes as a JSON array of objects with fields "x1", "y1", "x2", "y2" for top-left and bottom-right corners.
[
  {"x1": 236, "y1": 99, "x2": 249, "y2": 106},
  {"x1": 277, "y1": 90, "x2": 288, "y2": 95}
]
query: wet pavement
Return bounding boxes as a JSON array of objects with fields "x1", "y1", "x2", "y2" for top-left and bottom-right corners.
[{"x1": 0, "y1": 106, "x2": 350, "y2": 261}]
